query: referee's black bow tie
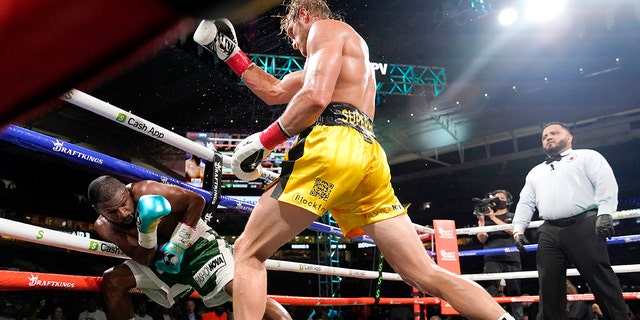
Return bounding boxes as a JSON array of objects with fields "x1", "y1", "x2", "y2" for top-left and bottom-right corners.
[{"x1": 545, "y1": 154, "x2": 563, "y2": 164}]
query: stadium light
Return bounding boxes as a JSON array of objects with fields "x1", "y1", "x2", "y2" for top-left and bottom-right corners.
[
  {"x1": 498, "y1": 7, "x2": 519, "y2": 26},
  {"x1": 524, "y1": 0, "x2": 566, "y2": 22}
]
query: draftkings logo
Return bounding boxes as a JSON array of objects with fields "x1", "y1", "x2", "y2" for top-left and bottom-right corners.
[
  {"x1": 436, "y1": 226, "x2": 455, "y2": 239},
  {"x1": 234, "y1": 201, "x2": 253, "y2": 213},
  {"x1": 27, "y1": 274, "x2": 75, "y2": 288},
  {"x1": 438, "y1": 249, "x2": 457, "y2": 262},
  {"x1": 52, "y1": 139, "x2": 104, "y2": 164}
]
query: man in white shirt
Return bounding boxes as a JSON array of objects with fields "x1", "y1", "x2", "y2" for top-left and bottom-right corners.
[{"x1": 512, "y1": 122, "x2": 627, "y2": 319}]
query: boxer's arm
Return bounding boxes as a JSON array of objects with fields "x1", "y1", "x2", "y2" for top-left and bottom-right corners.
[
  {"x1": 137, "y1": 181, "x2": 205, "y2": 229},
  {"x1": 148, "y1": 185, "x2": 206, "y2": 274},
  {"x1": 94, "y1": 217, "x2": 156, "y2": 265},
  {"x1": 242, "y1": 66, "x2": 304, "y2": 105},
  {"x1": 194, "y1": 19, "x2": 303, "y2": 106}
]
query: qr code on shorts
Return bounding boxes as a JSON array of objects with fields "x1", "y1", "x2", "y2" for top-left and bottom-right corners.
[{"x1": 310, "y1": 178, "x2": 334, "y2": 201}]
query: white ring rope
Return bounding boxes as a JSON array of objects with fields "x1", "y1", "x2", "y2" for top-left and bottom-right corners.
[
  {"x1": 456, "y1": 208, "x2": 640, "y2": 235},
  {"x1": 59, "y1": 89, "x2": 280, "y2": 184},
  {"x1": 2, "y1": 217, "x2": 638, "y2": 283}
]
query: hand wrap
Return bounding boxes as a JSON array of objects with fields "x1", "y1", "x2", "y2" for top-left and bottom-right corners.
[{"x1": 155, "y1": 222, "x2": 197, "y2": 274}]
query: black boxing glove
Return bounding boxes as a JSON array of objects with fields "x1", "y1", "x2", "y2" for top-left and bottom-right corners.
[
  {"x1": 193, "y1": 19, "x2": 252, "y2": 77},
  {"x1": 595, "y1": 214, "x2": 614, "y2": 239},
  {"x1": 513, "y1": 233, "x2": 529, "y2": 253}
]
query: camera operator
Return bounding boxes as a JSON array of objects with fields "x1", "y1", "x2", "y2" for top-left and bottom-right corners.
[{"x1": 475, "y1": 190, "x2": 523, "y2": 320}]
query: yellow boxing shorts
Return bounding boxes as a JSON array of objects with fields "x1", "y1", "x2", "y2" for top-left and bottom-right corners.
[{"x1": 271, "y1": 103, "x2": 406, "y2": 238}]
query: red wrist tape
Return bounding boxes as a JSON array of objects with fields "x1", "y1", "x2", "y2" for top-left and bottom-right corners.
[
  {"x1": 259, "y1": 120, "x2": 290, "y2": 150},
  {"x1": 226, "y1": 51, "x2": 251, "y2": 76}
]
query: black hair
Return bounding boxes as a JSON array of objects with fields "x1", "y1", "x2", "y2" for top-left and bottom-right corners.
[
  {"x1": 543, "y1": 121, "x2": 572, "y2": 133},
  {"x1": 487, "y1": 189, "x2": 513, "y2": 209},
  {"x1": 87, "y1": 175, "x2": 125, "y2": 206}
]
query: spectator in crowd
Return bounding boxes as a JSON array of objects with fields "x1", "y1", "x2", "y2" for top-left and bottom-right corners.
[
  {"x1": 388, "y1": 306, "x2": 412, "y2": 320},
  {"x1": 520, "y1": 294, "x2": 538, "y2": 320},
  {"x1": 77, "y1": 297, "x2": 106, "y2": 320},
  {"x1": 0, "y1": 303, "x2": 17, "y2": 320},
  {"x1": 565, "y1": 279, "x2": 593, "y2": 320},
  {"x1": 201, "y1": 305, "x2": 227, "y2": 320},
  {"x1": 134, "y1": 301, "x2": 153, "y2": 320},
  {"x1": 46, "y1": 307, "x2": 64, "y2": 320},
  {"x1": 175, "y1": 300, "x2": 201, "y2": 320}
]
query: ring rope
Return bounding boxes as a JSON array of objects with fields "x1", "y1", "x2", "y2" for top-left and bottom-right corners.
[
  {"x1": 458, "y1": 234, "x2": 640, "y2": 256},
  {"x1": 456, "y1": 208, "x2": 640, "y2": 235},
  {"x1": 2, "y1": 217, "x2": 639, "y2": 283},
  {"x1": 59, "y1": 89, "x2": 280, "y2": 189},
  {"x1": 2, "y1": 270, "x2": 640, "y2": 305},
  {"x1": 0, "y1": 124, "x2": 379, "y2": 244}
]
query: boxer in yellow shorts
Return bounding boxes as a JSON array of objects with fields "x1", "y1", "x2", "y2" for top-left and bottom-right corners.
[
  {"x1": 196, "y1": 1, "x2": 516, "y2": 318},
  {"x1": 271, "y1": 103, "x2": 406, "y2": 238}
]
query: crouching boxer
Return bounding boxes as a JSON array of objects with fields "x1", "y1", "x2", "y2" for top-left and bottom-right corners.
[{"x1": 87, "y1": 175, "x2": 291, "y2": 320}]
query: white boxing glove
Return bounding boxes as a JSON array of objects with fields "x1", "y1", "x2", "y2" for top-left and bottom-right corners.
[
  {"x1": 231, "y1": 133, "x2": 272, "y2": 181},
  {"x1": 231, "y1": 119, "x2": 291, "y2": 181},
  {"x1": 193, "y1": 19, "x2": 251, "y2": 76}
]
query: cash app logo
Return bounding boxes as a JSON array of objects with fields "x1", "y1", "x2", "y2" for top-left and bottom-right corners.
[
  {"x1": 116, "y1": 113, "x2": 127, "y2": 122},
  {"x1": 89, "y1": 241, "x2": 99, "y2": 251}
]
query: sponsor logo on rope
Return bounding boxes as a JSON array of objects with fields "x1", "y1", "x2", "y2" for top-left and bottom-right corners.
[
  {"x1": 36, "y1": 230, "x2": 44, "y2": 240},
  {"x1": 234, "y1": 201, "x2": 253, "y2": 213},
  {"x1": 349, "y1": 270, "x2": 366, "y2": 277},
  {"x1": 52, "y1": 140, "x2": 104, "y2": 164},
  {"x1": 298, "y1": 264, "x2": 321, "y2": 272},
  {"x1": 116, "y1": 113, "x2": 127, "y2": 122},
  {"x1": 27, "y1": 274, "x2": 75, "y2": 288},
  {"x1": 119, "y1": 115, "x2": 165, "y2": 139},
  {"x1": 88, "y1": 241, "x2": 99, "y2": 251},
  {"x1": 193, "y1": 254, "x2": 227, "y2": 287},
  {"x1": 100, "y1": 243, "x2": 124, "y2": 255}
]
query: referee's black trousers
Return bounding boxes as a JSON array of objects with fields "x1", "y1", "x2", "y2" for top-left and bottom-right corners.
[{"x1": 536, "y1": 212, "x2": 628, "y2": 319}]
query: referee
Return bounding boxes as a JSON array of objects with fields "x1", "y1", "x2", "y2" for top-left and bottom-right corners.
[{"x1": 512, "y1": 122, "x2": 627, "y2": 320}]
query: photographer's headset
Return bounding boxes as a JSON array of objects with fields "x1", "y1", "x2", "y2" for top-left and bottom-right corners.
[{"x1": 487, "y1": 189, "x2": 513, "y2": 210}]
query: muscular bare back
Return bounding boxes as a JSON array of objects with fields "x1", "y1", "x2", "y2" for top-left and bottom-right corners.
[{"x1": 309, "y1": 20, "x2": 377, "y2": 119}]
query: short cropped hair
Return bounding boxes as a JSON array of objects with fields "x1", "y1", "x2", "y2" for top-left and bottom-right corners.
[
  {"x1": 543, "y1": 121, "x2": 572, "y2": 133},
  {"x1": 87, "y1": 175, "x2": 125, "y2": 206}
]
